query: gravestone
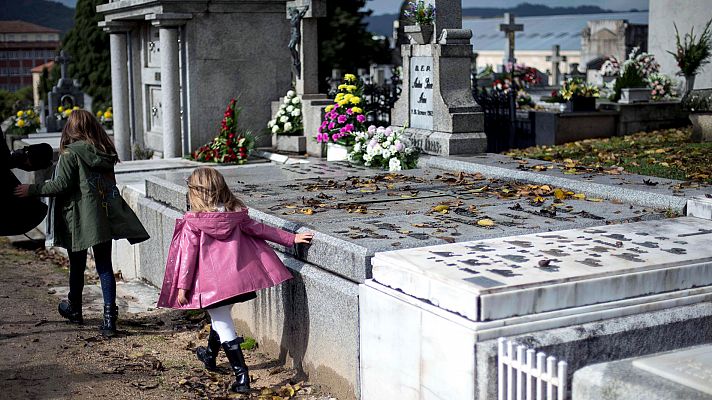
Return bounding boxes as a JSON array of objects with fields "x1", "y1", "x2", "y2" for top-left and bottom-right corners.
[
  {"x1": 391, "y1": 0, "x2": 487, "y2": 156},
  {"x1": 283, "y1": 0, "x2": 330, "y2": 157},
  {"x1": 43, "y1": 50, "x2": 85, "y2": 133},
  {"x1": 499, "y1": 13, "x2": 523, "y2": 68},
  {"x1": 546, "y1": 44, "x2": 567, "y2": 86}
]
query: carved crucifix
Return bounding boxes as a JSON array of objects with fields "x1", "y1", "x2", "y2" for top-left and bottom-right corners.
[
  {"x1": 55, "y1": 50, "x2": 71, "y2": 81},
  {"x1": 288, "y1": 5, "x2": 309, "y2": 79},
  {"x1": 499, "y1": 13, "x2": 523, "y2": 66}
]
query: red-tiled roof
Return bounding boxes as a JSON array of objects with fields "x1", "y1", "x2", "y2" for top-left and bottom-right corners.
[
  {"x1": 0, "y1": 20, "x2": 60, "y2": 34},
  {"x1": 31, "y1": 61, "x2": 55, "y2": 73}
]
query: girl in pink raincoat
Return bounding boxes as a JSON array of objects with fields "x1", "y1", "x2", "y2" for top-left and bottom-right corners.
[{"x1": 157, "y1": 167, "x2": 313, "y2": 393}]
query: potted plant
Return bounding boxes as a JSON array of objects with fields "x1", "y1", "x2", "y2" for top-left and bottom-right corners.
[
  {"x1": 682, "y1": 89, "x2": 712, "y2": 142},
  {"x1": 667, "y1": 19, "x2": 712, "y2": 96},
  {"x1": 317, "y1": 73, "x2": 367, "y2": 161},
  {"x1": 6, "y1": 108, "x2": 40, "y2": 136},
  {"x1": 560, "y1": 77, "x2": 599, "y2": 112},
  {"x1": 348, "y1": 125, "x2": 419, "y2": 171},
  {"x1": 403, "y1": 1, "x2": 436, "y2": 45},
  {"x1": 191, "y1": 98, "x2": 255, "y2": 164},
  {"x1": 268, "y1": 89, "x2": 305, "y2": 153}
]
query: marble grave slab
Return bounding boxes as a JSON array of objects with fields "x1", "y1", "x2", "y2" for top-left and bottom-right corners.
[{"x1": 633, "y1": 345, "x2": 712, "y2": 396}]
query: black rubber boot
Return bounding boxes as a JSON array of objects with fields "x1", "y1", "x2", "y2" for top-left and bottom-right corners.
[
  {"x1": 222, "y1": 337, "x2": 250, "y2": 393},
  {"x1": 58, "y1": 299, "x2": 83, "y2": 324},
  {"x1": 196, "y1": 328, "x2": 221, "y2": 370},
  {"x1": 99, "y1": 303, "x2": 118, "y2": 337}
]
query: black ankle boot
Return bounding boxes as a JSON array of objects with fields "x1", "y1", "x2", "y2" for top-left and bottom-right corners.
[
  {"x1": 222, "y1": 337, "x2": 250, "y2": 393},
  {"x1": 196, "y1": 328, "x2": 221, "y2": 370},
  {"x1": 99, "y1": 303, "x2": 118, "y2": 337},
  {"x1": 58, "y1": 299, "x2": 83, "y2": 324}
]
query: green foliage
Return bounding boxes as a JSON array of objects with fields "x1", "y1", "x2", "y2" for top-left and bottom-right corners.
[
  {"x1": 682, "y1": 89, "x2": 712, "y2": 112},
  {"x1": 55, "y1": 0, "x2": 111, "y2": 109},
  {"x1": 318, "y1": 0, "x2": 392, "y2": 92},
  {"x1": 610, "y1": 64, "x2": 647, "y2": 102},
  {"x1": 240, "y1": 337, "x2": 257, "y2": 351},
  {"x1": 668, "y1": 19, "x2": 712, "y2": 76},
  {"x1": 0, "y1": 87, "x2": 34, "y2": 124}
]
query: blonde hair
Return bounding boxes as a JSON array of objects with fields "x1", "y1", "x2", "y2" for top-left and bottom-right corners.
[
  {"x1": 187, "y1": 167, "x2": 246, "y2": 212},
  {"x1": 60, "y1": 109, "x2": 118, "y2": 160}
]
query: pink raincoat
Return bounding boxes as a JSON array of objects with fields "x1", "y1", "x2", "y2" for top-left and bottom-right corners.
[{"x1": 157, "y1": 210, "x2": 295, "y2": 310}]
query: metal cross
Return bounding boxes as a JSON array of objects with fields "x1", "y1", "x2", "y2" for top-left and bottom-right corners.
[
  {"x1": 499, "y1": 13, "x2": 523, "y2": 65},
  {"x1": 546, "y1": 45, "x2": 567, "y2": 86}
]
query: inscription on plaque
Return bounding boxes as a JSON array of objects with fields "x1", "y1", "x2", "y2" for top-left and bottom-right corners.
[{"x1": 409, "y1": 56, "x2": 434, "y2": 130}]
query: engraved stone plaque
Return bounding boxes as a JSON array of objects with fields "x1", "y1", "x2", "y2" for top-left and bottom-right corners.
[
  {"x1": 145, "y1": 26, "x2": 161, "y2": 68},
  {"x1": 633, "y1": 345, "x2": 712, "y2": 395},
  {"x1": 147, "y1": 85, "x2": 163, "y2": 133},
  {"x1": 409, "y1": 56, "x2": 434, "y2": 130}
]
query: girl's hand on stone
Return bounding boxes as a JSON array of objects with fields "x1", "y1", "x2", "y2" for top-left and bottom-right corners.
[
  {"x1": 13, "y1": 184, "x2": 29, "y2": 198},
  {"x1": 295, "y1": 232, "x2": 314, "y2": 244},
  {"x1": 178, "y1": 289, "x2": 189, "y2": 306}
]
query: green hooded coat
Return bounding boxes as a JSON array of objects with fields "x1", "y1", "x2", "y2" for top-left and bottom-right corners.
[{"x1": 28, "y1": 141, "x2": 149, "y2": 252}]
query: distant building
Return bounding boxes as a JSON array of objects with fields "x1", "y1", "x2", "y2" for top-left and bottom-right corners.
[
  {"x1": 464, "y1": 11, "x2": 648, "y2": 81},
  {"x1": 31, "y1": 61, "x2": 54, "y2": 107},
  {"x1": 0, "y1": 20, "x2": 61, "y2": 92}
]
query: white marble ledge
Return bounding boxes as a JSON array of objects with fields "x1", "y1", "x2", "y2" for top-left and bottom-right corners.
[
  {"x1": 688, "y1": 195, "x2": 712, "y2": 220},
  {"x1": 372, "y1": 217, "x2": 712, "y2": 321}
]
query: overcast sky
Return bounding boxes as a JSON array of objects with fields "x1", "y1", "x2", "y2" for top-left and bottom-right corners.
[{"x1": 365, "y1": 0, "x2": 649, "y2": 15}]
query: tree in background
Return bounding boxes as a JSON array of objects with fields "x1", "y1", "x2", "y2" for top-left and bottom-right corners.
[
  {"x1": 50, "y1": 0, "x2": 111, "y2": 110},
  {"x1": 0, "y1": 87, "x2": 34, "y2": 124},
  {"x1": 318, "y1": 0, "x2": 392, "y2": 92}
]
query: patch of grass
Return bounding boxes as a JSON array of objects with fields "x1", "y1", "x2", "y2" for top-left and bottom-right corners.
[
  {"x1": 241, "y1": 336, "x2": 257, "y2": 350},
  {"x1": 506, "y1": 127, "x2": 712, "y2": 183}
]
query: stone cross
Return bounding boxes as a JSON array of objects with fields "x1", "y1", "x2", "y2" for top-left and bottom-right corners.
[
  {"x1": 286, "y1": 0, "x2": 325, "y2": 97},
  {"x1": 546, "y1": 44, "x2": 567, "y2": 86},
  {"x1": 499, "y1": 13, "x2": 523, "y2": 66},
  {"x1": 430, "y1": 0, "x2": 463, "y2": 36},
  {"x1": 55, "y1": 50, "x2": 71, "y2": 82}
]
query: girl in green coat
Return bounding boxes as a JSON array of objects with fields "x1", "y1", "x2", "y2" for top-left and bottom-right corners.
[{"x1": 15, "y1": 110, "x2": 149, "y2": 336}]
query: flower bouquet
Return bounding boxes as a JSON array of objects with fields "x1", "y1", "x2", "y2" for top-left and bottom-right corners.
[
  {"x1": 56, "y1": 105, "x2": 80, "y2": 121},
  {"x1": 560, "y1": 77, "x2": 599, "y2": 112},
  {"x1": 267, "y1": 90, "x2": 302, "y2": 135},
  {"x1": 348, "y1": 125, "x2": 419, "y2": 172},
  {"x1": 191, "y1": 98, "x2": 254, "y2": 164},
  {"x1": 403, "y1": 0, "x2": 436, "y2": 25},
  {"x1": 96, "y1": 107, "x2": 113, "y2": 129},
  {"x1": 8, "y1": 109, "x2": 40, "y2": 136},
  {"x1": 647, "y1": 73, "x2": 676, "y2": 101},
  {"x1": 317, "y1": 73, "x2": 367, "y2": 147}
]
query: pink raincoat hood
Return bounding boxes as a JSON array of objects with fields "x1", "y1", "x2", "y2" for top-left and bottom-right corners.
[{"x1": 157, "y1": 210, "x2": 295, "y2": 310}]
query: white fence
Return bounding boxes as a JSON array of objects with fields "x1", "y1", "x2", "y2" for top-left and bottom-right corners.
[{"x1": 498, "y1": 337, "x2": 568, "y2": 400}]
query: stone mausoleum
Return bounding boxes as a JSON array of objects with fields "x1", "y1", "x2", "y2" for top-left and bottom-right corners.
[{"x1": 97, "y1": 0, "x2": 291, "y2": 160}]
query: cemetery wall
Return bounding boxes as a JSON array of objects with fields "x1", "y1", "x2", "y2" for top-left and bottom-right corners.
[{"x1": 649, "y1": 0, "x2": 712, "y2": 90}]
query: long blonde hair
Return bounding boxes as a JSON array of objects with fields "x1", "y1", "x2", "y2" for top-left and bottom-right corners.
[
  {"x1": 187, "y1": 167, "x2": 246, "y2": 212},
  {"x1": 60, "y1": 109, "x2": 118, "y2": 160}
]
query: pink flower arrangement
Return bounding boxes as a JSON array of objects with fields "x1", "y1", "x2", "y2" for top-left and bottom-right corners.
[{"x1": 316, "y1": 73, "x2": 366, "y2": 147}]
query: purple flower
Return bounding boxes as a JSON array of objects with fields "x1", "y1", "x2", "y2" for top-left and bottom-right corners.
[
  {"x1": 321, "y1": 121, "x2": 328, "y2": 129},
  {"x1": 368, "y1": 125, "x2": 377, "y2": 133},
  {"x1": 337, "y1": 115, "x2": 348, "y2": 124},
  {"x1": 385, "y1": 127, "x2": 393, "y2": 136},
  {"x1": 332, "y1": 134, "x2": 339, "y2": 141},
  {"x1": 328, "y1": 122, "x2": 336, "y2": 130},
  {"x1": 344, "y1": 123, "x2": 354, "y2": 133},
  {"x1": 346, "y1": 108, "x2": 354, "y2": 115},
  {"x1": 357, "y1": 114, "x2": 366, "y2": 123}
]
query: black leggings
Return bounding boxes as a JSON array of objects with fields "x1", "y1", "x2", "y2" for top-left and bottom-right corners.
[{"x1": 67, "y1": 241, "x2": 116, "y2": 305}]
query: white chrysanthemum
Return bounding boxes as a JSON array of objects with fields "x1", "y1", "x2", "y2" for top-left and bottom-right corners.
[
  {"x1": 287, "y1": 90, "x2": 296, "y2": 97},
  {"x1": 382, "y1": 150, "x2": 392, "y2": 159},
  {"x1": 284, "y1": 122, "x2": 293, "y2": 132},
  {"x1": 291, "y1": 109, "x2": 301, "y2": 117},
  {"x1": 291, "y1": 97, "x2": 300, "y2": 105},
  {"x1": 280, "y1": 116, "x2": 289, "y2": 123},
  {"x1": 353, "y1": 143, "x2": 362, "y2": 153},
  {"x1": 272, "y1": 125, "x2": 280, "y2": 133},
  {"x1": 283, "y1": 96, "x2": 291, "y2": 104},
  {"x1": 286, "y1": 105, "x2": 294, "y2": 113},
  {"x1": 389, "y1": 158, "x2": 402, "y2": 171},
  {"x1": 267, "y1": 119, "x2": 276, "y2": 128}
]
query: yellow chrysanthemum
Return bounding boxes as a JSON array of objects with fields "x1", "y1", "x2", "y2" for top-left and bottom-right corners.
[
  {"x1": 58, "y1": 106, "x2": 64, "y2": 112},
  {"x1": 104, "y1": 111, "x2": 112, "y2": 119},
  {"x1": 72, "y1": 106, "x2": 79, "y2": 110},
  {"x1": 97, "y1": 110, "x2": 103, "y2": 117},
  {"x1": 351, "y1": 107, "x2": 363, "y2": 114},
  {"x1": 338, "y1": 84, "x2": 347, "y2": 90},
  {"x1": 325, "y1": 105, "x2": 334, "y2": 112},
  {"x1": 335, "y1": 93, "x2": 345, "y2": 102},
  {"x1": 338, "y1": 100, "x2": 348, "y2": 106},
  {"x1": 350, "y1": 97, "x2": 361, "y2": 105},
  {"x1": 347, "y1": 85, "x2": 357, "y2": 92},
  {"x1": 63, "y1": 110, "x2": 72, "y2": 117},
  {"x1": 344, "y1": 73, "x2": 356, "y2": 82},
  {"x1": 344, "y1": 93, "x2": 353, "y2": 101},
  {"x1": 16, "y1": 110, "x2": 24, "y2": 118},
  {"x1": 16, "y1": 119, "x2": 25, "y2": 127}
]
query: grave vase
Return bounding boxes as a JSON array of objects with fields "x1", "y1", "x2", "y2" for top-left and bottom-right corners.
[
  {"x1": 689, "y1": 112, "x2": 712, "y2": 143},
  {"x1": 404, "y1": 24, "x2": 434, "y2": 45},
  {"x1": 619, "y1": 88, "x2": 651, "y2": 104},
  {"x1": 566, "y1": 96, "x2": 596, "y2": 113},
  {"x1": 684, "y1": 74, "x2": 696, "y2": 97},
  {"x1": 326, "y1": 142, "x2": 350, "y2": 161},
  {"x1": 273, "y1": 132, "x2": 307, "y2": 154}
]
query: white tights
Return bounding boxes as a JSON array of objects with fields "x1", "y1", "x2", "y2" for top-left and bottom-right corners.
[{"x1": 206, "y1": 304, "x2": 238, "y2": 343}]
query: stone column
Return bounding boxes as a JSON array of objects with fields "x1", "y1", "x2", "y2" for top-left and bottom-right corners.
[
  {"x1": 148, "y1": 13, "x2": 191, "y2": 159},
  {"x1": 297, "y1": 18, "x2": 319, "y2": 96},
  {"x1": 100, "y1": 22, "x2": 133, "y2": 160}
]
